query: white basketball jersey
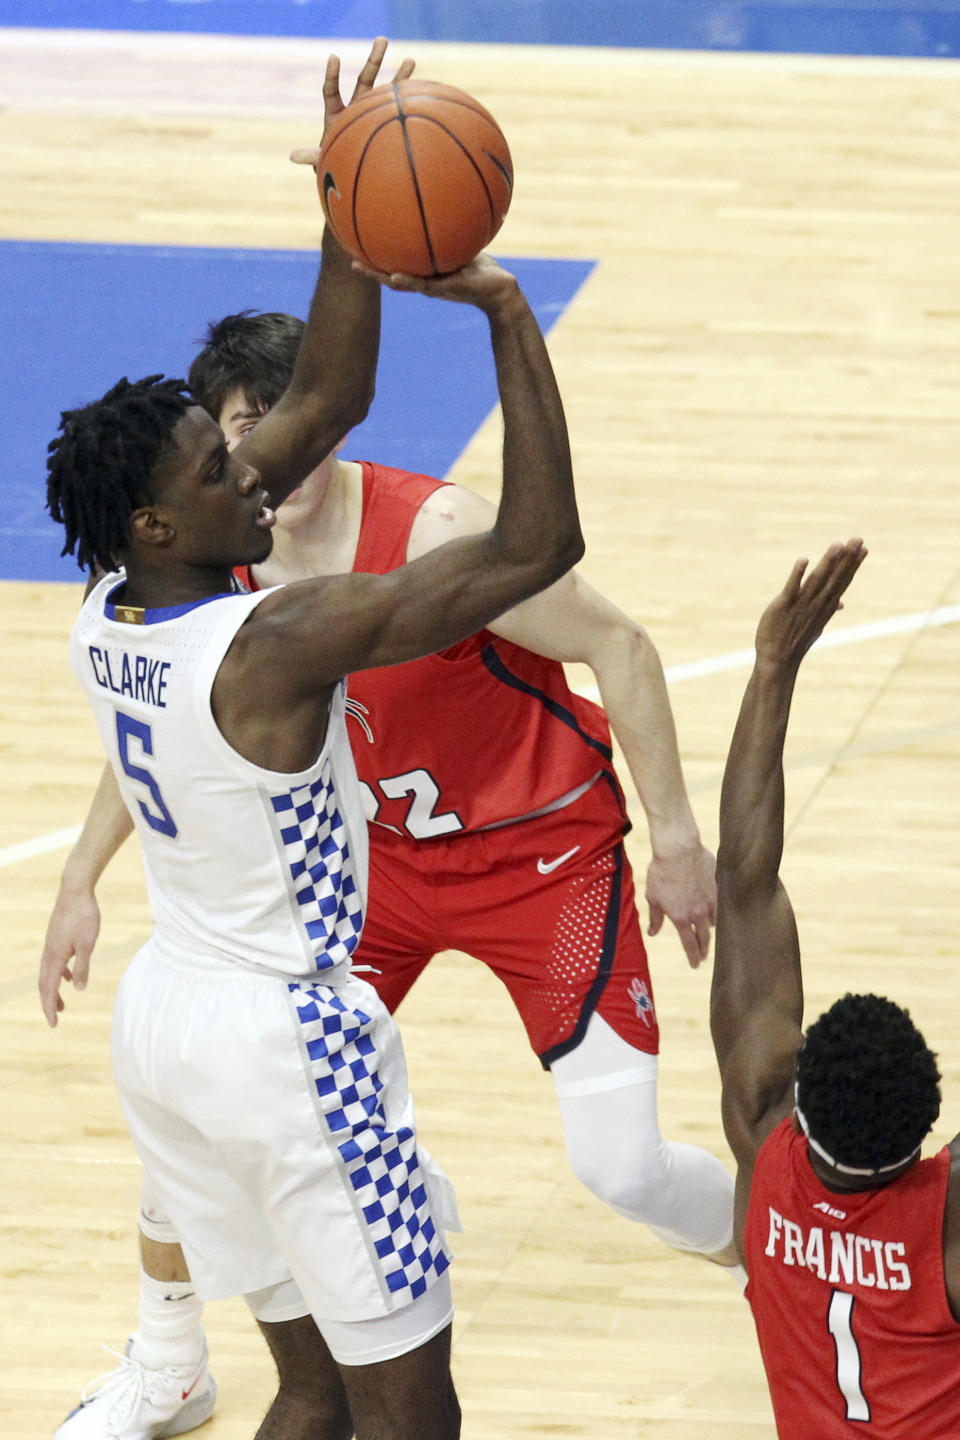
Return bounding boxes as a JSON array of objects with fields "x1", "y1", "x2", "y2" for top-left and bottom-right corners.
[{"x1": 71, "y1": 573, "x2": 368, "y2": 980}]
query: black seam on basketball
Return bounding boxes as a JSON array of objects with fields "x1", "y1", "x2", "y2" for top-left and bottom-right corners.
[
  {"x1": 408, "y1": 115, "x2": 501, "y2": 226},
  {"x1": 324, "y1": 88, "x2": 499, "y2": 158},
  {"x1": 398, "y1": 90, "x2": 495, "y2": 120},
  {"x1": 349, "y1": 116, "x2": 402, "y2": 269},
  {"x1": 385, "y1": 82, "x2": 500, "y2": 124},
  {"x1": 484, "y1": 150, "x2": 514, "y2": 191},
  {"x1": 393, "y1": 81, "x2": 439, "y2": 276},
  {"x1": 321, "y1": 94, "x2": 399, "y2": 154}
]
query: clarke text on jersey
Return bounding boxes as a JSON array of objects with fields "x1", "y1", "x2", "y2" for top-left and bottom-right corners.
[{"x1": 88, "y1": 646, "x2": 170, "y2": 708}]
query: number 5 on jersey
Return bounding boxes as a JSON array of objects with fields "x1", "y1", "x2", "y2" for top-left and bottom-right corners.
[{"x1": 116, "y1": 712, "x2": 178, "y2": 839}]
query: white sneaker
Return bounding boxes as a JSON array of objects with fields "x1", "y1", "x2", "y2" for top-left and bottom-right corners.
[{"x1": 54, "y1": 1338, "x2": 216, "y2": 1439}]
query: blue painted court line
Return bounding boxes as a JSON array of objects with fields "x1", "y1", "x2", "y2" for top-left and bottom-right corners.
[
  {"x1": 4, "y1": 0, "x2": 960, "y2": 57},
  {"x1": 0, "y1": 239, "x2": 593, "y2": 584}
]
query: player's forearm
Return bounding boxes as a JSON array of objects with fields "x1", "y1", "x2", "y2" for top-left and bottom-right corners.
[
  {"x1": 716, "y1": 657, "x2": 797, "y2": 899},
  {"x1": 59, "y1": 763, "x2": 133, "y2": 894},
  {"x1": 712, "y1": 660, "x2": 804, "y2": 1065},
  {"x1": 274, "y1": 229, "x2": 380, "y2": 499},
  {"x1": 594, "y1": 623, "x2": 702, "y2": 856},
  {"x1": 487, "y1": 285, "x2": 583, "y2": 586}
]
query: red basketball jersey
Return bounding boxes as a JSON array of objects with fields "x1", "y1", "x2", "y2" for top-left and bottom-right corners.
[
  {"x1": 744, "y1": 1118, "x2": 960, "y2": 1438},
  {"x1": 240, "y1": 462, "x2": 625, "y2": 839}
]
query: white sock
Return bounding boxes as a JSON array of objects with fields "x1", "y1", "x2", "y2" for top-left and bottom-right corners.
[{"x1": 129, "y1": 1268, "x2": 206, "y2": 1370}]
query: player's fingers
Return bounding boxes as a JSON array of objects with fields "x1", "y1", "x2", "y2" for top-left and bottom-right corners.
[
  {"x1": 692, "y1": 914, "x2": 713, "y2": 963},
  {"x1": 392, "y1": 57, "x2": 416, "y2": 82},
  {"x1": 38, "y1": 970, "x2": 61, "y2": 1027},
  {"x1": 797, "y1": 551, "x2": 845, "y2": 620},
  {"x1": 805, "y1": 540, "x2": 858, "y2": 601},
  {"x1": 676, "y1": 923, "x2": 703, "y2": 969},
  {"x1": 72, "y1": 949, "x2": 91, "y2": 990},
  {"x1": 647, "y1": 900, "x2": 664, "y2": 937},
  {"x1": 807, "y1": 542, "x2": 864, "y2": 623},
  {"x1": 322, "y1": 53, "x2": 342, "y2": 100},
  {"x1": 832, "y1": 539, "x2": 867, "y2": 591},
  {"x1": 350, "y1": 260, "x2": 403, "y2": 285},
  {"x1": 352, "y1": 36, "x2": 389, "y2": 99},
  {"x1": 290, "y1": 147, "x2": 322, "y2": 168},
  {"x1": 782, "y1": 557, "x2": 808, "y2": 600},
  {"x1": 350, "y1": 260, "x2": 425, "y2": 293}
]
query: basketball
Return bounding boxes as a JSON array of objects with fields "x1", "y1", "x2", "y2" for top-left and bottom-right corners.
[{"x1": 317, "y1": 79, "x2": 513, "y2": 277}]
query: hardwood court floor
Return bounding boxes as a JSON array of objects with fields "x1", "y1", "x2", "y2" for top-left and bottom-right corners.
[{"x1": 2, "y1": 30, "x2": 960, "y2": 1439}]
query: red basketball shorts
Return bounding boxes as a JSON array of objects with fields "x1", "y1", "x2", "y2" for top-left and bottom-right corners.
[{"x1": 355, "y1": 776, "x2": 659, "y2": 1066}]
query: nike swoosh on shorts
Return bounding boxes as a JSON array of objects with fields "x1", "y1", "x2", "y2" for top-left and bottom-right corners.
[{"x1": 536, "y1": 845, "x2": 581, "y2": 875}]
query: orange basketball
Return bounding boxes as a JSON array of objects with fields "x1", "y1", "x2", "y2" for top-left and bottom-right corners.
[{"x1": 317, "y1": 79, "x2": 513, "y2": 277}]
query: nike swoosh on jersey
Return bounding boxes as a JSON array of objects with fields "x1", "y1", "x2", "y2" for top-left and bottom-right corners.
[{"x1": 536, "y1": 845, "x2": 581, "y2": 875}]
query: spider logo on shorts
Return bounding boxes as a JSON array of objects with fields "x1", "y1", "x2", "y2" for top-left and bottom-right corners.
[
  {"x1": 345, "y1": 696, "x2": 375, "y2": 743},
  {"x1": 628, "y1": 976, "x2": 654, "y2": 1026}
]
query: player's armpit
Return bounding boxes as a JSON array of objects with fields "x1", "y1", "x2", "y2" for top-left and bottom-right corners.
[{"x1": 717, "y1": 1017, "x2": 800, "y2": 1168}]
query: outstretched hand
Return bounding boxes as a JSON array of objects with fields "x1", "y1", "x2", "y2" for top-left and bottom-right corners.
[
  {"x1": 291, "y1": 37, "x2": 415, "y2": 168},
  {"x1": 755, "y1": 539, "x2": 867, "y2": 670},
  {"x1": 350, "y1": 251, "x2": 519, "y2": 310}
]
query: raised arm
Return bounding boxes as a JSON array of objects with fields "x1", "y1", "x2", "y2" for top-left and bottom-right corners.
[
  {"x1": 235, "y1": 41, "x2": 413, "y2": 503},
  {"x1": 711, "y1": 540, "x2": 866, "y2": 1172},
  {"x1": 216, "y1": 255, "x2": 583, "y2": 770},
  {"x1": 38, "y1": 763, "x2": 134, "y2": 1026},
  {"x1": 334, "y1": 258, "x2": 583, "y2": 660}
]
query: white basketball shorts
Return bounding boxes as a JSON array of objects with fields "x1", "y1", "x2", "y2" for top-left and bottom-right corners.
[{"x1": 111, "y1": 940, "x2": 458, "y2": 1324}]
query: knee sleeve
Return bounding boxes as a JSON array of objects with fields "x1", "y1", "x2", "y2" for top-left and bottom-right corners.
[
  {"x1": 556, "y1": 1069, "x2": 669, "y2": 1215},
  {"x1": 552, "y1": 1014, "x2": 734, "y2": 1252},
  {"x1": 138, "y1": 1172, "x2": 181, "y2": 1246}
]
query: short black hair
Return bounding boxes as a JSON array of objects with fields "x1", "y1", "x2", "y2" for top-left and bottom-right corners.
[
  {"x1": 46, "y1": 375, "x2": 192, "y2": 574},
  {"x1": 797, "y1": 993, "x2": 941, "y2": 1171},
  {"x1": 188, "y1": 311, "x2": 305, "y2": 420}
]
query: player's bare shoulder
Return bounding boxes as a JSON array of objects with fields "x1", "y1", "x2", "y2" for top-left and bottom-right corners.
[{"x1": 407, "y1": 482, "x2": 495, "y2": 561}]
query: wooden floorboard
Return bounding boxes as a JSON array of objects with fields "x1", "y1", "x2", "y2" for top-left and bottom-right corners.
[{"x1": 2, "y1": 32, "x2": 959, "y2": 1438}]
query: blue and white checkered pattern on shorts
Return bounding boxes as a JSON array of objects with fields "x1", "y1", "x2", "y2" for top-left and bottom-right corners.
[
  {"x1": 291, "y1": 982, "x2": 451, "y2": 1304},
  {"x1": 270, "y1": 760, "x2": 364, "y2": 972}
]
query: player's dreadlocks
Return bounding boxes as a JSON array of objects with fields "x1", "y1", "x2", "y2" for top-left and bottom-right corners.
[
  {"x1": 797, "y1": 993, "x2": 941, "y2": 1171},
  {"x1": 46, "y1": 375, "x2": 192, "y2": 574},
  {"x1": 188, "y1": 311, "x2": 305, "y2": 421}
]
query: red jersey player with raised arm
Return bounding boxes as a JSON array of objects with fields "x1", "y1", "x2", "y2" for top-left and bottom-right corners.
[
  {"x1": 40, "y1": 309, "x2": 738, "y2": 1437},
  {"x1": 711, "y1": 540, "x2": 960, "y2": 1438}
]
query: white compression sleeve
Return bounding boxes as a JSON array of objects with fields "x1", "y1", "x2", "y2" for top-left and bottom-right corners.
[{"x1": 551, "y1": 1013, "x2": 734, "y2": 1254}]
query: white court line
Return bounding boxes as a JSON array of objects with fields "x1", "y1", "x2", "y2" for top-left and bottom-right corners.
[
  {"x1": 566, "y1": 603, "x2": 960, "y2": 703},
  {"x1": 2, "y1": 601, "x2": 959, "y2": 870},
  {"x1": 1, "y1": 824, "x2": 83, "y2": 869}
]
